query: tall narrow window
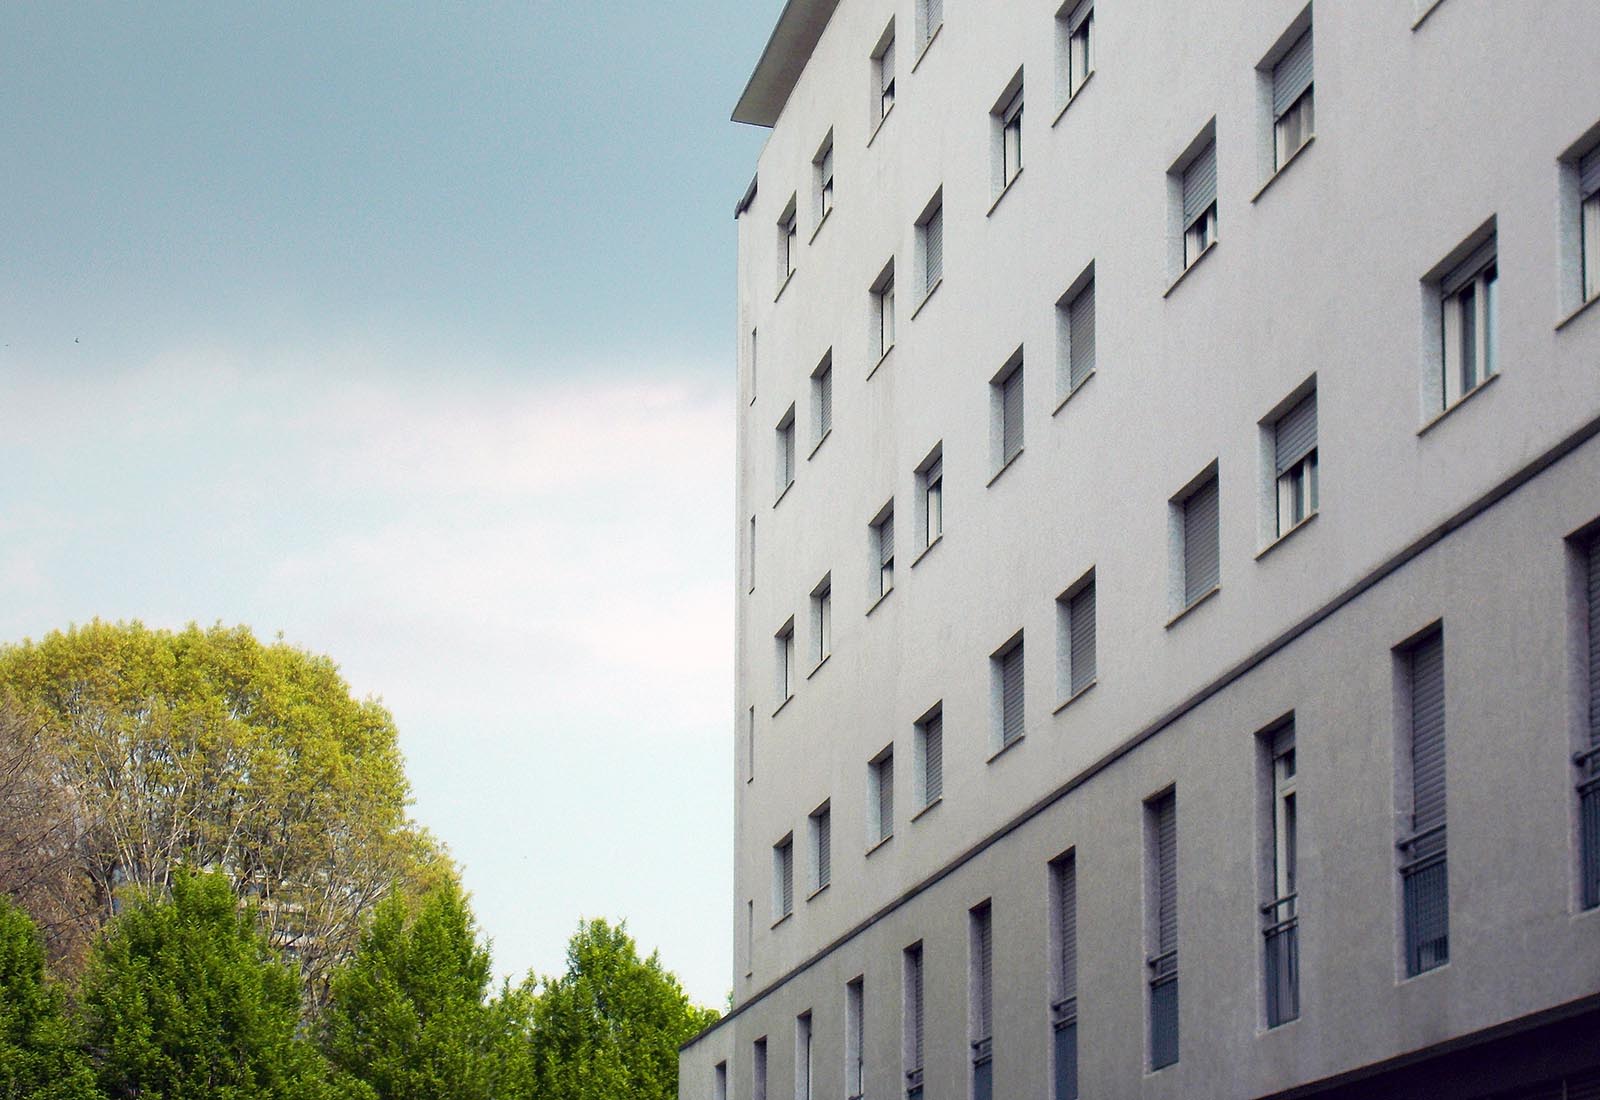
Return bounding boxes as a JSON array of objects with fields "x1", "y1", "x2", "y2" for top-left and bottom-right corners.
[
  {"x1": 1261, "y1": 721, "x2": 1299, "y2": 1027},
  {"x1": 779, "y1": 198, "x2": 799, "y2": 284},
  {"x1": 993, "y1": 80, "x2": 1024, "y2": 194},
  {"x1": 903, "y1": 942, "x2": 925, "y2": 1100},
  {"x1": 810, "y1": 801, "x2": 832, "y2": 894},
  {"x1": 1062, "y1": 0, "x2": 1094, "y2": 101},
  {"x1": 1399, "y1": 629, "x2": 1448, "y2": 977},
  {"x1": 994, "y1": 635, "x2": 1025, "y2": 750},
  {"x1": 918, "y1": 0, "x2": 942, "y2": 49},
  {"x1": 776, "y1": 406, "x2": 797, "y2": 499},
  {"x1": 797, "y1": 1012, "x2": 814, "y2": 1100},
  {"x1": 748, "y1": 327, "x2": 758, "y2": 404},
  {"x1": 1176, "y1": 469, "x2": 1221, "y2": 610},
  {"x1": 873, "y1": 262, "x2": 897, "y2": 359},
  {"x1": 1057, "y1": 570, "x2": 1097, "y2": 701},
  {"x1": 846, "y1": 977, "x2": 866, "y2": 1100},
  {"x1": 812, "y1": 575, "x2": 832, "y2": 665},
  {"x1": 777, "y1": 619, "x2": 796, "y2": 704},
  {"x1": 753, "y1": 1037, "x2": 768, "y2": 1100},
  {"x1": 1271, "y1": 28, "x2": 1314, "y2": 169},
  {"x1": 918, "y1": 195, "x2": 944, "y2": 296},
  {"x1": 870, "y1": 747, "x2": 895, "y2": 845},
  {"x1": 916, "y1": 706, "x2": 943, "y2": 808},
  {"x1": 874, "y1": 505, "x2": 896, "y2": 598},
  {"x1": 1273, "y1": 389, "x2": 1318, "y2": 537},
  {"x1": 1582, "y1": 146, "x2": 1600, "y2": 304},
  {"x1": 1058, "y1": 270, "x2": 1096, "y2": 398},
  {"x1": 816, "y1": 136, "x2": 836, "y2": 223},
  {"x1": 812, "y1": 354, "x2": 834, "y2": 445},
  {"x1": 1050, "y1": 852, "x2": 1079, "y2": 1100},
  {"x1": 1581, "y1": 534, "x2": 1600, "y2": 910},
  {"x1": 1147, "y1": 790, "x2": 1179, "y2": 1070},
  {"x1": 1438, "y1": 238, "x2": 1498, "y2": 410},
  {"x1": 874, "y1": 28, "x2": 896, "y2": 122},
  {"x1": 773, "y1": 835, "x2": 794, "y2": 922},
  {"x1": 745, "y1": 900, "x2": 754, "y2": 977},
  {"x1": 920, "y1": 453, "x2": 944, "y2": 547},
  {"x1": 1181, "y1": 139, "x2": 1219, "y2": 269},
  {"x1": 745, "y1": 705, "x2": 755, "y2": 783},
  {"x1": 970, "y1": 902, "x2": 994, "y2": 1100},
  {"x1": 748, "y1": 515, "x2": 757, "y2": 592},
  {"x1": 993, "y1": 354, "x2": 1025, "y2": 471},
  {"x1": 715, "y1": 1061, "x2": 728, "y2": 1100}
]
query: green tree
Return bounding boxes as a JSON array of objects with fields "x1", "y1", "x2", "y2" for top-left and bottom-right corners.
[
  {"x1": 529, "y1": 919, "x2": 719, "y2": 1100},
  {"x1": 0, "y1": 895, "x2": 99, "y2": 1100},
  {"x1": 321, "y1": 882, "x2": 518, "y2": 1100},
  {"x1": 80, "y1": 870, "x2": 367, "y2": 1100}
]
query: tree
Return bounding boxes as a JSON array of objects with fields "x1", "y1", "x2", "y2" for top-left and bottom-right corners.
[
  {"x1": 0, "y1": 895, "x2": 99, "y2": 1100},
  {"x1": 528, "y1": 919, "x2": 720, "y2": 1100},
  {"x1": 0, "y1": 620, "x2": 451, "y2": 1002},
  {"x1": 321, "y1": 882, "x2": 520, "y2": 1100},
  {"x1": 79, "y1": 870, "x2": 366, "y2": 1100}
]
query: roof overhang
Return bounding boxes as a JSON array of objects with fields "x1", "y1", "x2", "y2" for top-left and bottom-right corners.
[{"x1": 731, "y1": 0, "x2": 840, "y2": 128}]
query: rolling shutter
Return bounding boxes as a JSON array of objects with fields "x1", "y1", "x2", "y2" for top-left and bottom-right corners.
[
  {"x1": 819, "y1": 369, "x2": 832, "y2": 435},
  {"x1": 1588, "y1": 537, "x2": 1599, "y2": 747},
  {"x1": 925, "y1": 205, "x2": 944, "y2": 290},
  {"x1": 1183, "y1": 475, "x2": 1221, "y2": 604},
  {"x1": 923, "y1": 712, "x2": 944, "y2": 803},
  {"x1": 924, "y1": 0, "x2": 943, "y2": 37},
  {"x1": 1069, "y1": 281, "x2": 1096, "y2": 388},
  {"x1": 1001, "y1": 643, "x2": 1025, "y2": 745},
  {"x1": 1581, "y1": 147, "x2": 1600, "y2": 200},
  {"x1": 779, "y1": 841, "x2": 793, "y2": 916},
  {"x1": 907, "y1": 944, "x2": 924, "y2": 1070},
  {"x1": 1409, "y1": 633, "x2": 1447, "y2": 838},
  {"x1": 1002, "y1": 368, "x2": 1024, "y2": 462},
  {"x1": 1154, "y1": 794, "x2": 1178, "y2": 956},
  {"x1": 1272, "y1": 30, "x2": 1313, "y2": 118},
  {"x1": 879, "y1": 513, "x2": 895, "y2": 567},
  {"x1": 1182, "y1": 142, "x2": 1217, "y2": 228},
  {"x1": 1274, "y1": 391, "x2": 1318, "y2": 474},
  {"x1": 1066, "y1": 0, "x2": 1092, "y2": 34},
  {"x1": 877, "y1": 754, "x2": 894, "y2": 841},
  {"x1": 1056, "y1": 856, "x2": 1077, "y2": 1001},
  {"x1": 816, "y1": 808, "x2": 831, "y2": 889},
  {"x1": 972, "y1": 905, "x2": 993, "y2": 1039},
  {"x1": 1069, "y1": 581, "x2": 1096, "y2": 694}
]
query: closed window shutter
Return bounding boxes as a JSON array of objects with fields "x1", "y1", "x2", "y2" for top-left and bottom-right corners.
[
  {"x1": 878, "y1": 755, "x2": 894, "y2": 840},
  {"x1": 821, "y1": 147, "x2": 834, "y2": 186},
  {"x1": 879, "y1": 514, "x2": 895, "y2": 567},
  {"x1": 1182, "y1": 142, "x2": 1217, "y2": 227},
  {"x1": 819, "y1": 370, "x2": 833, "y2": 435},
  {"x1": 817, "y1": 809, "x2": 831, "y2": 887},
  {"x1": 1001, "y1": 644, "x2": 1025, "y2": 744},
  {"x1": 1056, "y1": 857, "x2": 1077, "y2": 1002},
  {"x1": 780, "y1": 842, "x2": 793, "y2": 915},
  {"x1": 1410, "y1": 633, "x2": 1447, "y2": 838},
  {"x1": 925, "y1": 206, "x2": 943, "y2": 289},
  {"x1": 924, "y1": 712, "x2": 944, "y2": 802},
  {"x1": 1272, "y1": 30, "x2": 1313, "y2": 118},
  {"x1": 1066, "y1": 0, "x2": 1092, "y2": 34},
  {"x1": 1183, "y1": 476, "x2": 1221, "y2": 604},
  {"x1": 1155, "y1": 794, "x2": 1178, "y2": 956},
  {"x1": 1069, "y1": 581, "x2": 1096, "y2": 694},
  {"x1": 881, "y1": 39, "x2": 895, "y2": 95},
  {"x1": 907, "y1": 945, "x2": 924, "y2": 1070},
  {"x1": 1069, "y1": 282, "x2": 1095, "y2": 388},
  {"x1": 1442, "y1": 239, "x2": 1497, "y2": 298},
  {"x1": 973, "y1": 906, "x2": 993, "y2": 1039},
  {"x1": 1274, "y1": 391, "x2": 1318, "y2": 474},
  {"x1": 1581, "y1": 147, "x2": 1600, "y2": 200},
  {"x1": 1002, "y1": 369, "x2": 1024, "y2": 461},
  {"x1": 1589, "y1": 537, "x2": 1599, "y2": 749}
]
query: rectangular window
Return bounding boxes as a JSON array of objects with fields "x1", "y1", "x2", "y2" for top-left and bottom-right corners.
[
  {"x1": 874, "y1": 505, "x2": 896, "y2": 598},
  {"x1": 1177, "y1": 469, "x2": 1221, "y2": 609},
  {"x1": 816, "y1": 136, "x2": 836, "y2": 223},
  {"x1": 748, "y1": 328, "x2": 758, "y2": 404},
  {"x1": 1181, "y1": 139, "x2": 1219, "y2": 269},
  {"x1": 1147, "y1": 790, "x2": 1179, "y2": 1070},
  {"x1": 917, "y1": 193, "x2": 944, "y2": 296},
  {"x1": 970, "y1": 901, "x2": 994, "y2": 1100},
  {"x1": 873, "y1": 262, "x2": 897, "y2": 359},
  {"x1": 812, "y1": 354, "x2": 834, "y2": 445},
  {"x1": 1062, "y1": 0, "x2": 1094, "y2": 101},
  {"x1": 1057, "y1": 570, "x2": 1097, "y2": 700},
  {"x1": 1049, "y1": 851, "x2": 1079, "y2": 1100},
  {"x1": 903, "y1": 942, "x2": 925, "y2": 1100},
  {"x1": 715, "y1": 1061, "x2": 728, "y2": 1100},
  {"x1": 1057, "y1": 271, "x2": 1096, "y2": 397},
  {"x1": 994, "y1": 635, "x2": 1026, "y2": 750},
  {"x1": 1261, "y1": 720, "x2": 1299, "y2": 1027},
  {"x1": 797, "y1": 1012, "x2": 814, "y2": 1100},
  {"x1": 745, "y1": 705, "x2": 756, "y2": 783},
  {"x1": 1438, "y1": 238, "x2": 1498, "y2": 410},
  {"x1": 870, "y1": 747, "x2": 895, "y2": 845},
  {"x1": 920, "y1": 453, "x2": 944, "y2": 547},
  {"x1": 1273, "y1": 389, "x2": 1318, "y2": 537},
  {"x1": 745, "y1": 900, "x2": 754, "y2": 977},
  {"x1": 916, "y1": 706, "x2": 943, "y2": 808},
  {"x1": 753, "y1": 1037, "x2": 768, "y2": 1100},
  {"x1": 874, "y1": 28, "x2": 896, "y2": 122},
  {"x1": 773, "y1": 835, "x2": 794, "y2": 922},
  {"x1": 777, "y1": 406, "x2": 797, "y2": 499},
  {"x1": 846, "y1": 977, "x2": 866, "y2": 1100},
  {"x1": 810, "y1": 801, "x2": 832, "y2": 894},
  {"x1": 1399, "y1": 629, "x2": 1448, "y2": 977},
  {"x1": 993, "y1": 354, "x2": 1025, "y2": 470},
  {"x1": 1582, "y1": 534, "x2": 1600, "y2": 910},
  {"x1": 1583, "y1": 147, "x2": 1600, "y2": 304},
  {"x1": 777, "y1": 619, "x2": 796, "y2": 703},
  {"x1": 748, "y1": 515, "x2": 757, "y2": 592},
  {"x1": 779, "y1": 198, "x2": 799, "y2": 284},
  {"x1": 993, "y1": 79, "x2": 1024, "y2": 194},
  {"x1": 918, "y1": 0, "x2": 942, "y2": 48},
  {"x1": 1271, "y1": 28, "x2": 1314, "y2": 169},
  {"x1": 812, "y1": 575, "x2": 832, "y2": 665}
]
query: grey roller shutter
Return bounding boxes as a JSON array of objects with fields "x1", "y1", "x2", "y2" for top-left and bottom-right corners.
[
  {"x1": 1182, "y1": 142, "x2": 1217, "y2": 227},
  {"x1": 1183, "y1": 476, "x2": 1221, "y2": 604},
  {"x1": 780, "y1": 841, "x2": 793, "y2": 915},
  {"x1": 1589, "y1": 536, "x2": 1599, "y2": 748},
  {"x1": 1056, "y1": 856, "x2": 1077, "y2": 1001},
  {"x1": 1066, "y1": 0, "x2": 1092, "y2": 34},
  {"x1": 879, "y1": 514, "x2": 895, "y2": 566},
  {"x1": 972, "y1": 906, "x2": 993, "y2": 1039},
  {"x1": 1581, "y1": 147, "x2": 1600, "y2": 199},
  {"x1": 924, "y1": 712, "x2": 944, "y2": 803},
  {"x1": 1001, "y1": 643, "x2": 1025, "y2": 745},
  {"x1": 817, "y1": 809, "x2": 831, "y2": 889},
  {"x1": 1002, "y1": 368, "x2": 1024, "y2": 461},
  {"x1": 1069, "y1": 282, "x2": 1095, "y2": 388},
  {"x1": 1272, "y1": 30, "x2": 1313, "y2": 117},
  {"x1": 1069, "y1": 581, "x2": 1096, "y2": 694},
  {"x1": 1155, "y1": 794, "x2": 1178, "y2": 956},
  {"x1": 925, "y1": 205, "x2": 943, "y2": 290},
  {"x1": 819, "y1": 369, "x2": 832, "y2": 436},
  {"x1": 907, "y1": 944, "x2": 924, "y2": 1070},
  {"x1": 924, "y1": 0, "x2": 942, "y2": 37},
  {"x1": 878, "y1": 755, "x2": 894, "y2": 840},
  {"x1": 1274, "y1": 391, "x2": 1318, "y2": 474},
  {"x1": 1410, "y1": 633, "x2": 1447, "y2": 838},
  {"x1": 881, "y1": 38, "x2": 895, "y2": 94}
]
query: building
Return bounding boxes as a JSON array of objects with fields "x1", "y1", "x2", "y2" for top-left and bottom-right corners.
[{"x1": 682, "y1": 0, "x2": 1600, "y2": 1096}]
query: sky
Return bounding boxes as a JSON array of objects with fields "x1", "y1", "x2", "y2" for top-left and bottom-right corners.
[{"x1": 0, "y1": 2, "x2": 778, "y2": 1007}]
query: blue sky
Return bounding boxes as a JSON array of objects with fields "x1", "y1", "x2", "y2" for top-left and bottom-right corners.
[{"x1": 0, "y1": 2, "x2": 776, "y2": 1005}]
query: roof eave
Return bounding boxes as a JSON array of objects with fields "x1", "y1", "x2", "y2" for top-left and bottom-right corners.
[{"x1": 731, "y1": 0, "x2": 840, "y2": 128}]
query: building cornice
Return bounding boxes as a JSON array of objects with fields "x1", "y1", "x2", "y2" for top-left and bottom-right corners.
[{"x1": 731, "y1": 0, "x2": 840, "y2": 128}]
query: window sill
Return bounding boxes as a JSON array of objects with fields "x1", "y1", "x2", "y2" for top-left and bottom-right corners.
[
  {"x1": 986, "y1": 448, "x2": 1024, "y2": 488},
  {"x1": 1412, "y1": 0, "x2": 1449, "y2": 30},
  {"x1": 772, "y1": 694, "x2": 795, "y2": 718},
  {"x1": 1052, "y1": 370, "x2": 1096, "y2": 416},
  {"x1": 1166, "y1": 584, "x2": 1221, "y2": 629},
  {"x1": 1555, "y1": 293, "x2": 1600, "y2": 332},
  {"x1": 806, "y1": 653, "x2": 831, "y2": 681},
  {"x1": 987, "y1": 169, "x2": 1024, "y2": 218},
  {"x1": 770, "y1": 912, "x2": 793, "y2": 930},
  {"x1": 1050, "y1": 70, "x2": 1096, "y2": 128},
  {"x1": 911, "y1": 22, "x2": 943, "y2": 72},
  {"x1": 1164, "y1": 241, "x2": 1218, "y2": 298},
  {"x1": 868, "y1": 103, "x2": 896, "y2": 149},
  {"x1": 867, "y1": 344, "x2": 895, "y2": 381},
  {"x1": 910, "y1": 278, "x2": 942, "y2": 320},
  {"x1": 808, "y1": 428, "x2": 832, "y2": 460},
  {"x1": 1251, "y1": 134, "x2": 1316, "y2": 204},
  {"x1": 1051, "y1": 678, "x2": 1097, "y2": 716},
  {"x1": 806, "y1": 882, "x2": 830, "y2": 903},
  {"x1": 1397, "y1": 961, "x2": 1450, "y2": 985},
  {"x1": 986, "y1": 735, "x2": 1026, "y2": 765},
  {"x1": 865, "y1": 834, "x2": 894, "y2": 858},
  {"x1": 773, "y1": 479, "x2": 795, "y2": 508},
  {"x1": 1416, "y1": 371, "x2": 1500, "y2": 437},
  {"x1": 910, "y1": 533, "x2": 943, "y2": 569},
  {"x1": 865, "y1": 587, "x2": 894, "y2": 617},
  {"x1": 808, "y1": 208, "x2": 833, "y2": 245},
  {"x1": 774, "y1": 269, "x2": 796, "y2": 303},
  {"x1": 911, "y1": 796, "x2": 943, "y2": 823},
  {"x1": 1256, "y1": 510, "x2": 1318, "y2": 560}
]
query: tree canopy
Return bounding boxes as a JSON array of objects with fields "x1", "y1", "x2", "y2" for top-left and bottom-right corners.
[{"x1": 0, "y1": 895, "x2": 98, "y2": 1100}]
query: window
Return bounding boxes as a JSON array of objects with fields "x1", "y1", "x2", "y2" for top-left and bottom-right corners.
[
  {"x1": 810, "y1": 576, "x2": 832, "y2": 665},
  {"x1": 1056, "y1": 570, "x2": 1096, "y2": 701},
  {"x1": 1581, "y1": 533, "x2": 1600, "y2": 910},
  {"x1": 869, "y1": 746, "x2": 895, "y2": 845},
  {"x1": 1399, "y1": 629, "x2": 1448, "y2": 977},
  {"x1": 1058, "y1": 0, "x2": 1094, "y2": 104},
  {"x1": 773, "y1": 835, "x2": 794, "y2": 922},
  {"x1": 873, "y1": 261, "x2": 897, "y2": 360},
  {"x1": 873, "y1": 504, "x2": 896, "y2": 598},
  {"x1": 748, "y1": 328, "x2": 758, "y2": 404},
  {"x1": 812, "y1": 352, "x2": 834, "y2": 446},
  {"x1": 745, "y1": 705, "x2": 756, "y2": 783},
  {"x1": 1436, "y1": 236, "x2": 1498, "y2": 411},
  {"x1": 917, "y1": 0, "x2": 942, "y2": 49},
  {"x1": 1270, "y1": 28, "x2": 1314, "y2": 169},
  {"x1": 745, "y1": 900, "x2": 754, "y2": 977},
  {"x1": 992, "y1": 352, "x2": 1025, "y2": 472},
  {"x1": 992, "y1": 76, "x2": 1024, "y2": 196},
  {"x1": 1261, "y1": 720, "x2": 1299, "y2": 1027},
  {"x1": 1173, "y1": 467, "x2": 1221, "y2": 611},
  {"x1": 816, "y1": 134, "x2": 836, "y2": 223},
  {"x1": 874, "y1": 25, "x2": 896, "y2": 123},
  {"x1": 917, "y1": 191, "x2": 944, "y2": 296},
  {"x1": 776, "y1": 405, "x2": 797, "y2": 499},
  {"x1": 796, "y1": 1012, "x2": 814, "y2": 1100},
  {"x1": 1147, "y1": 790, "x2": 1179, "y2": 1070},
  {"x1": 903, "y1": 943, "x2": 925, "y2": 1100},
  {"x1": 1057, "y1": 266, "x2": 1096, "y2": 399},
  {"x1": 915, "y1": 706, "x2": 943, "y2": 808},
  {"x1": 779, "y1": 197, "x2": 799, "y2": 284},
  {"x1": 753, "y1": 1037, "x2": 768, "y2": 1100},
  {"x1": 993, "y1": 634, "x2": 1025, "y2": 751},
  {"x1": 970, "y1": 901, "x2": 994, "y2": 1100},
  {"x1": 846, "y1": 977, "x2": 866, "y2": 1100},
  {"x1": 1582, "y1": 145, "x2": 1600, "y2": 305},
  {"x1": 1176, "y1": 133, "x2": 1218, "y2": 271},
  {"x1": 715, "y1": 1061, "x2": 728, "y2": 1100},
  {"x1": 918, "y1": 448, "x2": 944, "y2": 548},
  {"x1": 1270, "y1": 388, "x2": 1318, "y2": 537},
  {"x1": 777, "y1": 619, "x2": 796, "y2": 704},
  {"x1": 809, "y1": 801, "x2": 832, "y2": 893},
  {"x1": 1049, "y1": 851, "x2": 1079, "y2": 1100},
  {"x1": 747, "y1": 514, "x2": 757, "y2": 592}
]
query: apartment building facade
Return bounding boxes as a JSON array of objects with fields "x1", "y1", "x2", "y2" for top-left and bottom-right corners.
[{"x1": 682, "y1": 1, "x2": 1600, "y2": 1097}]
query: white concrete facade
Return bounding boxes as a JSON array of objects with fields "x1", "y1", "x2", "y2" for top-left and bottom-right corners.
[{"x1": 685, "y1": 0, "x2": 1600, "y2": 1097}]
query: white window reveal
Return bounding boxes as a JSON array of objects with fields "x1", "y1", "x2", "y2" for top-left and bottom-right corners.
[
  {"x1": 1272, "y1": 29, "x2": 1314, "y2": 168},
  {"x1": 1439, "y1": 238, "x2": 1498, "y2": 410}
]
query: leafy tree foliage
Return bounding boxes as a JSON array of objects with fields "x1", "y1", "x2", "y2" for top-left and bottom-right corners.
[
  {"x1": 529, "y1": 919, "x2": 720, "y2": 1100},
  {"x1": 80, "y1": 870, "x2": 366, "y2": 1100},
  {"x1": 0, "y1": 895, "x2": 99, "y2": 1100}
]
